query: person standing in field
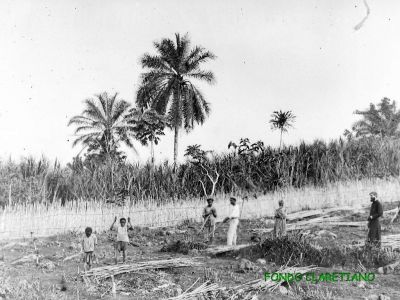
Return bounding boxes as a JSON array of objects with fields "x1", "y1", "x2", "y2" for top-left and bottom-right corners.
[
  {"x1": 273, "y1": 200, "x2": 287, "y2": 238},
  {"x1": 110, "y1": 217, "x2": 133, "y2": 264},
  {"x1": 223, "y1": 197, "x2": 240, "y2": 246},
  {"x1": 367, "y1": 192, "x2": 383, "y2": 248},
  {"x1": 202, "y1": 198, "x2": 217, "y2": 244},
  {"x1": 81, "y1": 227, "x2": 97, "y2": 271}
]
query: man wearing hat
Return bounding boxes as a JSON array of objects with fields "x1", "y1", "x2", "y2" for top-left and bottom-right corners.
[
  {"x1": 202, "y1": 198, "x2": 217, "y2": 243},
  {"x1": 367, "y1": 191, "x2": 383, "y2": 248},
  {"x1": 223, "y1": 197, "x2": 240, "y2": 246}
]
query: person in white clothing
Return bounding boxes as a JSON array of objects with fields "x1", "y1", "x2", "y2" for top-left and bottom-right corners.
[
  {"x1": 110, "y1": 216, "x2": 133, "y2": 264},
  {"x1": 81, "y1": 226, "x2": 97, "y2": 271},
  {"x1": 223, "y1": 197, "x2": 240, "y2": 246}
]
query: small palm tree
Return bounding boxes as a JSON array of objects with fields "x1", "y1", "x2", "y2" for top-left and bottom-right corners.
[
  {"x1": 68, "y1": 92, "x2": 134, "y2": 195},
  {"x1": 269, "y1": 110, "x2": 296, "y2": 150},
  {"x1": 136, "y1": 33, "x2": 216, "y2": 166},
  {"x1": 352, "y1": 98, "x2": 400, "y2": 138},
  {"x1": 68, "y1": 92, "x2": 134, "y2": 157}
]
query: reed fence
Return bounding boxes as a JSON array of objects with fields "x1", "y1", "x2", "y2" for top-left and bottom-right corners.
[{"x1": 0, "y1": 178, "x2": 399, "y2": 240}]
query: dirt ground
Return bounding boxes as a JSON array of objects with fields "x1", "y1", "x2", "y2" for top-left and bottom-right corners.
[{"x1": 1, "y1": 203, "x2": 400, "y2": 300}]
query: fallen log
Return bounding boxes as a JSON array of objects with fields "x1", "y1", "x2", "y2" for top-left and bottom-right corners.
[
  {"x1": 0, "y1": 242, "x2": 29, "y2": 251},
  {"x1": 204, "y1": 243, "x2": 254, "y2": 255},
  {"x1": 0, "y1": 242, "x2": 16, "y2": 250},
  {"x1": 253, "y1": 207, "x2": 400, "y2": 234},
  {"x1": 63, "y1": 252, "x2": 82, "y2": 262},
  {"x1": 289, "y1": 216, "x2": 342, "y2": 226},
  {"x1": 286, "y1": 206, "x2": 357, "y2": 222},
  {"x1": 385, "y1": 207, "x2": 399, "y2": 215},
  {"x1": 11, "y1": 253, "x2": 41, "y2": 265},
  {"x1": 285, "y1": 206, "x2": 396, "y2": 222},
  {"x1": 253, "y1": 216, "x2": 350, "y2": 234},
  {"x1": 322, "y1": 221, "x2": 366, "y2": 228}
]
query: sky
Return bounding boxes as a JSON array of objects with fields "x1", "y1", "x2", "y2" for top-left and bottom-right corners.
[{"x1": 1, "y1": 0, "x2": 400, "y2": 164}]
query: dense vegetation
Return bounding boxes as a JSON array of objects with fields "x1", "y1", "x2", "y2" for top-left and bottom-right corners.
[
  {"x1": 1, "y1": 136, "x2": 399, "y2": 206},
  {"x1": 2, "y1": 27, "x2": 400, "y2": 207}
]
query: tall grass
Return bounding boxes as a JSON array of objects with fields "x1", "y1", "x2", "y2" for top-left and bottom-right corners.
[
  {"x1": 1, "y1": 137, "x2": 400, "y2": 205},
  {"x1": 1, "y1": 136, "x2": 400, "y2": 239},
  {"x1": 1, "y1": 177, "x2": 398, "y2": 240}
]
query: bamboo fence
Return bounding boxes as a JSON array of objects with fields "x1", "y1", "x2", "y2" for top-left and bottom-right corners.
[{"x1": 0, "y1": 178, "x2": 399, "y2": 240}]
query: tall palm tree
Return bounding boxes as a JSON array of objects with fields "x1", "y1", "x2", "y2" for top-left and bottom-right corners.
[
  {"x1": 136, "y1": 33, "x2": 216, "y2": 166},
  {"x1": 269, "y1": 110, "x2": 296, "y2": 150},
  {"x1": 68, "y1": 92, "x2": 134, "y2": 193},
  {"x1": 127, "y1": 107, "x2": 169, "y2": 163},
  {"x1": 352, "y1": 98, "x2": 400, "y2": 138}
]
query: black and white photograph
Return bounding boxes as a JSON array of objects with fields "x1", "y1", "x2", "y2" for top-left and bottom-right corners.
[{"x1": 1, "y1": 0, "x2": 400, "y2": 299}]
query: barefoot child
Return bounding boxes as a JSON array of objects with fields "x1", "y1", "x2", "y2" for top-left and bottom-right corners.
[
  {"x1": 273, "y1": 200, "x2": 287, "y2": 238},
  {"x1": 110, "y1": 217, "x2": 133, "y2": 264},
  {"x1": 81, "y1": 227, "x2": 97, "y2": 271},
  {"x1": 202, "y1": 198, "x2": 217, "y2": 244}
]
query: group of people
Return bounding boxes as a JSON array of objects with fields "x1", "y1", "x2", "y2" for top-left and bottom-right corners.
[
  {"x1": 201, "y1": 191, "x2": 384, "y2": 247},
  {"x1": 80, "y1": 216, "x2": 134, "y2": 271},
  {"x1": 201, "y1": 196, "x2": 287, "y2": 245},
  {"x1": 80, "y1": 191, "x2": 384, "y2": 271},
  {"x1": 201, "y1": 197, "x2": 241, "y2": 246}
]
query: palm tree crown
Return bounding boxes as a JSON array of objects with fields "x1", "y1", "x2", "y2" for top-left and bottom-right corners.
[
  {"x1": 136, "y1": 33, "x2": 216, "y2": 165},
  {"x1": 269, "y1": 110, "x2": 296, "y2": 149},
  {"x1": 352, "y1": 98, "x2": 400, "y2": 138},
  {"x1": 68, "y1": 92, "x2": 134, "y2": 158}
]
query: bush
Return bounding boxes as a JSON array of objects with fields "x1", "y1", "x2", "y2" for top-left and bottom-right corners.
[
  {"x1": 260, "y1": 234, "x2": 345, "y2": 267},
  {"x1": 258, "y1": 234, "x2": 397, "y2": 268},
  {"x1": 348, "y1": 246, "x2": 400, "y2": 268}
]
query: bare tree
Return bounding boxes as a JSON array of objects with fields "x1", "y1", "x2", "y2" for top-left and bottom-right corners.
[{"x1": 185, "y1": 144, "x2": 219, "y2": 198}]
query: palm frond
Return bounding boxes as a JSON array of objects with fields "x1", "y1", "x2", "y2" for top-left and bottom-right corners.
[{"x1": 186, "y1": 70, "x2": 216, "y2": 84}]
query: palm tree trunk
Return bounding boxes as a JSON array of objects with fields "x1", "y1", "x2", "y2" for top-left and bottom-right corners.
[
  {"x1": 173, "y1": 125, "x2": 179, "y2": 168},
  {"x1": 150, "y1": 140, "x2": 155, "y2": 164},
  {"x1": 173, "y1": 84, "x2": 181, "y2": 171},
  {"x1": 279, "y1": 130, "x2": 283, "y2": 150},
  {"x1": 106, "y1": 146, "x2": 114, "y2": 200}
]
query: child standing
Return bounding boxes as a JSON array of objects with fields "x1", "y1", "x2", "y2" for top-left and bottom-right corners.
[
  {"x1": 202, "y1": 198, "x2": 217, "y2": 244},
  {"x1": 110, "y1": 216, "x2": 133, "y2": 264},
  {"x1": 273, "y1": 200, "x2": 287, "y2": 238},
  {"x1": 81, "y1": 227, "x2": 97, "y2": 271}
]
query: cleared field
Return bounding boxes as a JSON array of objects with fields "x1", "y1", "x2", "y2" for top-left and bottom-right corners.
[
  {"x1": 1, "y1": 204, "x2": 400, "y2": 300},
  {"x1": 1, "y1": 177, "x2": 399, "y2": 240}
]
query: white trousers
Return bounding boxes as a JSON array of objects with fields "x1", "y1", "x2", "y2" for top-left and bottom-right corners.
[{"x1": 227, "y1": 218, "x2": 239, "y2": 246}]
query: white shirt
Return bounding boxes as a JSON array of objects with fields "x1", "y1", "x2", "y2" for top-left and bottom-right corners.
[
  {"x1": 114, "y1": 225, "x2": 129, "y2": 242},
  {"x1": 82, "y1": 234, "x2": 97, "y2": 252},
  {"x1": 229, "y1": 204, "x2": 240, "y2": 219}
]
